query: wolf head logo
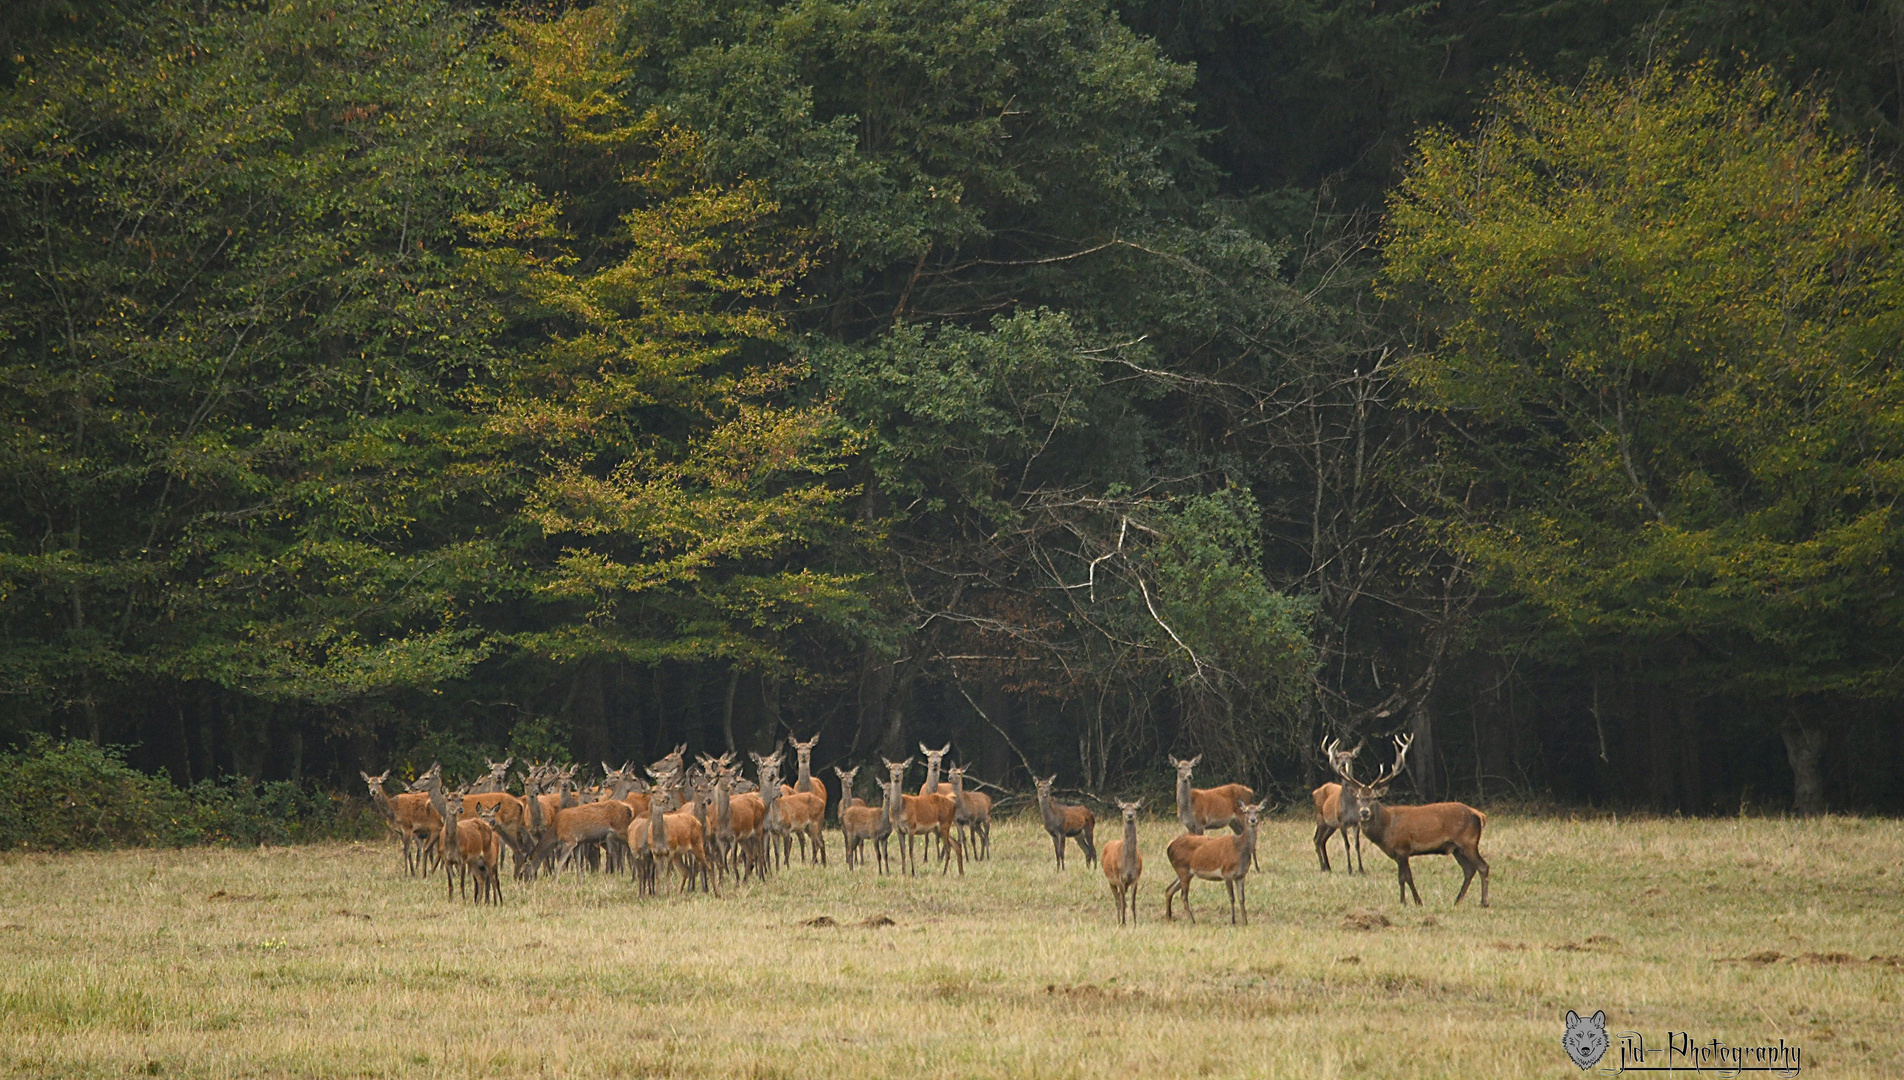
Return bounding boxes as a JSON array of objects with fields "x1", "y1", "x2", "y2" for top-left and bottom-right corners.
[{"x1": 1561, "y1": 1009, "x2": 1609, "y2": 1070}]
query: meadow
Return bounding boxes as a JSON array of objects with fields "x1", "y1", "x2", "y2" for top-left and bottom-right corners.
[{"x1": 0, "y1": 811, "x2": 1897, "y2": 1079}]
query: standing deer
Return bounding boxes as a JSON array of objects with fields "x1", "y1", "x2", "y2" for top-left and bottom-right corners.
[
  {"x1": 1100, "y1": 799, "x2": 1144, "y2": 925},
  {"x1": 1168, "y1": 754, "x2": 1260, "y2": 869},
  {"x1": 1311, "y1": 737, "x2": 1367, "y2": 873},
  {"x1": 361, "y1": 771, "x2": 416, "y2": 872},
  {"x1": 945, "y1": 765, "x2": 992, "y2": 861},
  {"x1": 469, "y1": 756, "x2": 514, "y2": 795},
  {"x1": 1032, "y1": 775, "x2": 1097, "y2": 870},
  {"x1": 883, "y1": 757, "x2": 962, "y2": 876},
  {"x1": 423, "y1": 779, "x2": 498, "y2": 904},
  {"x1": 1330, "y1": 735, "x2": 1490, "y2": 907},
  {"x1": 836, "y1": 766, "x2": 888, "y2": 871},
  {"x1": 918, "y1": 742, "x2": 954, "y2": 795},
  {"x1": 1163, "y1": 800, "x2": 1265, "y2": 925}
]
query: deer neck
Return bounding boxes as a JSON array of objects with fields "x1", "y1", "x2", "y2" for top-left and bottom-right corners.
[
  {"x1": 1038, "y1": 792, "x2": 1062, "y2": 829},
  {"x1": 714, "y1": 779, "x2": 732, "y2": 829},
  {"x1": 1236, "y1": 817, "x2": 1258, "y2": 866},
  {"x1": 1176, "y1": 773, "x2": 1195, "y2": 827},
  {"x1": 922, "y1": 758, "x2": 941, "y2": 793},
  {"x1": 368, "y1": 785, "x2": 396, "y2": 823},
  {"x1": 428, "y1": 786, "x2": 451, "y2": 831},
  {"x1": 1361, "y1": 798, "x2": 1391, "y2": 844},
  {"x1": 760, "y1": 782, "x2": 780, "y2": 827},
  {"x1": 796, "y1": 757, "x2": 814, "y2": 792},
  {"x1": 1123, "y1": 814, "x2": 1138, "y2": 854}
]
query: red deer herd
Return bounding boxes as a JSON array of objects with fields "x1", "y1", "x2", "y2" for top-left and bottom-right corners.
[{"x1": 362, "y1": 733, "x2": 1489, "y2": 922}]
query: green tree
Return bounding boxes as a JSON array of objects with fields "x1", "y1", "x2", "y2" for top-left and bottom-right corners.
[{"x1": 1385, "y1": 64, "x2": 1904, "y2": 813}]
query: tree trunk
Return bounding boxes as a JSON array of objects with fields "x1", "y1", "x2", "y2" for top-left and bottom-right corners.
[
  {"x1": 720, "y1": 666, "x2": 739, "y2": 753},
  {"x1": 1781, "y1": 714, "x2": 1827, "y2": 816},
  {"x1": 1408, "y1": 699, "x2": 1443, "y2": 801}
]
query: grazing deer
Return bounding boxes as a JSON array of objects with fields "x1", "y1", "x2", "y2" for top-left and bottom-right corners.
[
  {"x1": 1032, "y1": 775, "x2": 1096, "y2": 870},
  {"x1": 1331, "y1": 735, "x2": 1490, "y2": 907},
  {"x1": 883, "y1": 757, "x2": 963, "y2": 876},
  {"x1": 945, "y1": 765, "x2": 992, "y2": 861},
  {"x1": 837, "y1": 765, "x2": 893, "y2": 872},
  {"x1": 1311, "y1": 737, "x2": 1367, "y2": 873},
  {"x1": 1163, "y1": 800, "x2": 1265, "y2": 925},
  {"x1": 1100, "y1": 799, "x2": 1144, "y2": 925}
]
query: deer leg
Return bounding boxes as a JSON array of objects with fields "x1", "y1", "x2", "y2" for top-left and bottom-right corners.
[
  {"x1": 1163, "y1": 879, "x2": 1176, "y2": 921},
  {"x1": 1226, "y1": 879, "x2": 1237, "y2": 925},
  {"x1": 1452, "y1": 849, "x2": 1476, "y2": 905},
  {"x1": 1398, "y1": 856, "x2": 1422, "y2": 905}
]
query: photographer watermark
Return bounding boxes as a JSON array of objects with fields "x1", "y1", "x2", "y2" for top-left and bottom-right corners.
[{"x1": 1561, "y1": 1009, "x2": 1801, "y2": 1076}]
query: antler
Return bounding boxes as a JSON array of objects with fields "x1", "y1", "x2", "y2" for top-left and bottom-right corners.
[{"x1": 1364, "y1": 733, "x2": 1414, "y2": 788}]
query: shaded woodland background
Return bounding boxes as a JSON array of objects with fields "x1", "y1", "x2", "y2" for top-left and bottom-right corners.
[{"x1": 3, "y1": 0, "x2": 1901, "y2": 814}]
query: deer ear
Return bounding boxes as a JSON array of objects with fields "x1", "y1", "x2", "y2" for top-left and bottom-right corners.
[{"x1": 1188, "y1": 754, "x2": 1201, "y2": 767}]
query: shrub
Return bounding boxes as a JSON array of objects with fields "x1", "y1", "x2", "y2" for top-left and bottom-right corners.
[{"x1": 0, "y1": 737, "x2": 379, "y2": 850}]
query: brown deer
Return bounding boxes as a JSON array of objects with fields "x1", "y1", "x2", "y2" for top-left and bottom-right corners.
[
  {"x1": 469, "y1": 756, "x2": 513, "y2": 795},
  {"x1": 1100, "y1": 799, "x2": 1144, "y2": 925},
  {"x1": 775, "y1": 782, "x2": 828, "y2": 868},
  {"x1": 523, "y1": 787, "x2": 633, "y2": 879},
  {"x1": 1311, "y1": 737, "x2": 1367, "y2": 873},
  {"x1": 471, "y1": 803, "x2": 506, "y2": 904},
  {"x1": 1330, "y1": 734, "x2": 1490, "y2": 907},
  {"x1": 1032, "y1": 775, "x2": 1096, "y2": 870},
  {"x1": 836, "y1": 765, "x2": 893, "y2": 872},
  {"x1": 459, "y1": 790, "x2": 531, "y2": 879},
  {"x1": 391, "y1": 765, "x2": 445, "y2": 876},
  {"x1": 883, "y1": 757, "x2": 963, "y2": 876},
  {"x1": 918, "y1": 742, "x2": 954, "y2": 795},
  {"x1": 945, "y1": 765, "x2": 992, "y2": 861},
  {"x1": 1163, "y1": 800, "x2": 1265, "y2": 925},
  {"x1": 361, "y1": 771, "x2": 417, "y2": 873},
  {"x1": 1168, "y1": 754, "x2": 1260, "y2": 869},
  {"x1": 425, "y1": 781, "x2": 499, "y2": 904}
]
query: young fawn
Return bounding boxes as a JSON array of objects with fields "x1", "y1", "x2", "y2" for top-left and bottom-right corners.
[
  {"x1": 1331, "y1": 734, "x2": 1490, "y2": 906},
  {"x1": 836, "y1": 765, "x2": 893, "y2": 871},
  {"x1": 1163, "y1": 800, "x2": 1266, "y2": 925},
  {"x1": 1100, "y1": 799, "x2": 1144, "y2": 925},
  {"x1": 1032, "y1": 775, "x2": 1096, "y2": 870}
]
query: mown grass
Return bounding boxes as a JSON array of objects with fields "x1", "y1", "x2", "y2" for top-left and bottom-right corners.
[{"x1": 0, "y1": 811, "x2": 1897, "y2": 1078}]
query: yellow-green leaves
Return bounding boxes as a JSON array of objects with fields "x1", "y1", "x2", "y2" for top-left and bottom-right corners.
[{"x1": 1385, "y1": 64, "x2": 1904, "y2": 695}]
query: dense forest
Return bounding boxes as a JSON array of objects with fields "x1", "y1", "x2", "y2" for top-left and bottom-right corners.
[{"x1": 3, "y1": 0, "x2": 1901, "y2": 814}]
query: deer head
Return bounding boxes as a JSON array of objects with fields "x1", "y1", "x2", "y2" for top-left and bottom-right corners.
[
  {"x1": 1329, "y1": 734, "x2": 1412, "y2": 825},
  {"x1": 1167, "y1": 754, "x2": 1202, "y2": 780},
  {"x1": 832, "y1": 765, "x2": 860, "y2": 802}
]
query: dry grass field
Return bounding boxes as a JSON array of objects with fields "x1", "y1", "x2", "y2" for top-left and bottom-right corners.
[{"x1": 0, "y1": 811, "x2": 1898, "y2": 1079}]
